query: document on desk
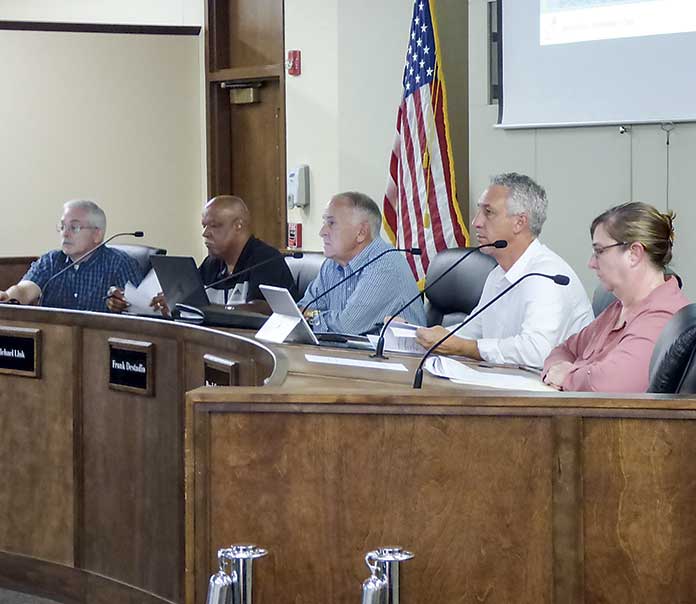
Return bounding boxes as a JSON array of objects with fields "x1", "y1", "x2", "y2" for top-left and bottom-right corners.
[
  {"x1": 425, "y1": 356, "x2": 553, "y2": 391},
  {"x1": 366, "y1": 323, "x2": 426, "y2": 354},
  {"x1": 124, "y1": 270, "x2": 162, "y2": 316},
  {"x1": 305, "y1": 354, "x2": 408, "y2": 372}
]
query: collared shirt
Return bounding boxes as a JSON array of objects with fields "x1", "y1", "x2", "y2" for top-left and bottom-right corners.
[
  {"x1": 198, "y1": 236, "x2": 298, "y2": 302},
  {"x1": 299, "y1": 237, "x2": 426, "y2": 335},
  {"x1": 453, "y1": 239, "x2": 594, "y2": 368},
  {"x1": 24, "y1": 246, "x2": 142, "y2": 312},
  {"x1": 543, "y1": 277, "x2": 689, "y2": 392}
]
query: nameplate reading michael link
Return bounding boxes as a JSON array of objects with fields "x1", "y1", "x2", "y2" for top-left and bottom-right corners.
[
  {"x1": 0, "y1": 326, "x2": 40, "y2": 378},
  {"x1": 108, "y1": 338, "x2": 154, "y2": 396}
]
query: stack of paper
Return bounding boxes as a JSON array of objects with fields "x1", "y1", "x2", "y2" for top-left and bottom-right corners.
[
  {"x1": 425, "y1": 355, "x2": 553, "y2": 391},
  {"x1": 123, "y1": 270, "x2": 162, "y2": 316}
]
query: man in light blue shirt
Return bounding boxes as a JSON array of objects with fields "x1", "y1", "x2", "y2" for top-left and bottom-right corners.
[{"x1": 300, "y1": 191, "x2": 426, "y2": 335}]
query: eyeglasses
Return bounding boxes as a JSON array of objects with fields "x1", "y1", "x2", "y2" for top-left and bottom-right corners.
[
  {"x1": 56, "y1": 223, "x2": 98, "y2": 234},
  {"x1": 591, "y1": 241, "x2": 629, "y2": 258}
]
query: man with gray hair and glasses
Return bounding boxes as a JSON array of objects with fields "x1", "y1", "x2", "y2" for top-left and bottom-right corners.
[
  {"x1": 416, "y1": 173, "x2": 593, "y2": 369},
  {"x1": 0, "y1": 200, "x2": 141, "y2": 312},
  {"x1": 299, "y1": 191, "x2": 425, "y2": 335}
]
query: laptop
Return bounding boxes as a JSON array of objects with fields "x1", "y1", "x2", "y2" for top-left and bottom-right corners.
[
  {"x1": 150, "y1": 256, "x2": 268, "y2": 329},
  {"x1": 257, "y1": 285, "x2": 373, "y2": 349}
]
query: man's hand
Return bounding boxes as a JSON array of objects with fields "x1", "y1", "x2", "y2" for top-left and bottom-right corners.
[
  {"x1": 415, "y1": 325, "x2": 481, "y2": 359},
  {"x1": 542, "y1": 361, "x2": 573, "y2": 390},
  {"x1": 106, "y1": 287, "x2": 130, "y2": 313},
  {"x1": 149, "y1": 292, "x2": 171, "y2": 317}
]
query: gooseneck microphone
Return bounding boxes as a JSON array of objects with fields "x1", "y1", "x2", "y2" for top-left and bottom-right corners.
[
  {"x1": 371, "y1": 240, "x2": 508, "y2": 359},
  {"x1": 300, "y1": 247, "x2": 422, "y2": 314},
  {"x1": 204, "y1": 251, "x2": 303, "y2": 291},
  {"x1": 38, "y1": 230, "x2": 144, "y2": 306},
  {"x1": 412, "y1": 272, "x2": 570, "y2": 389}
]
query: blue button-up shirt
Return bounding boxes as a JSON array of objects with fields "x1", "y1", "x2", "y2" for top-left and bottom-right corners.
[
  {"x1": 24, "y1": 246, "x2": 142, "y2": 312},
  {"x1": 299, "y1": 237, "x2": 426, "y2": 334}
]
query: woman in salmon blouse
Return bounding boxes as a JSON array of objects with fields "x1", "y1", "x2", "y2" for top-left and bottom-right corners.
[{"x1": 543, "y1": 202, "x2": 689, "y2": 392}]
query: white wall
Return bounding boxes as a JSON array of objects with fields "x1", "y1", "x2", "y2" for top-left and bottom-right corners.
[
  {"x1": 0, "y1": 0, "x2": 203, "y2": 26},
  {"x1": 468, "y1": 0, "x2": 696, "y2": 300},
  {"x1": 284, "y1": 0, "x2": 412, "y2": 250},
  {"x1": 0, "y1": 2, "x2": 208, "y2": 261},
  {"x1": 0, "y1": 29, "x2": 203, "y2": 258}
]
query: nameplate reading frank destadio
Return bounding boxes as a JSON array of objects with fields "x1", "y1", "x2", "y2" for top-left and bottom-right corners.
[
  {"x1": 108, "y1": 338, "x2": 154, "y2": 396},
  {"x1": 0, "y1": 326, "x2": 40, "y2": 378}
]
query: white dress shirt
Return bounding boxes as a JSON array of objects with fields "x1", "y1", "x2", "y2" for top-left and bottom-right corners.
[{"x1": 452, "y1": 239, "x2": 594, "y2": 368}]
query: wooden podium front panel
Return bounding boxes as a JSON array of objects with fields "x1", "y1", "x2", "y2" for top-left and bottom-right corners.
[
  {"x1": 80, "y1": 328, "x2": 184, "y2": 602},
  {"x1": 193, "y1": 410, "x2": 554, "y2": 604},
  {"x1": 0, "y1": 322, "x2": 75, "y2": 565},
  {"x1": 583, "y1": 418, "x2": 696, "y2": 602}
]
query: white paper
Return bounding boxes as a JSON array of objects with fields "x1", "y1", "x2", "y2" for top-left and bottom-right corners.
[
  {"x1": 425, "y1": 356, "x2": 553, "y2": 391},
  {"x1": 305, "y1": 354, "x2": 408, "y2": 372},
  {"x1": 367, "y1": 322, "x2": 426, "y2": 355},
  {"x1": 255, "y1": 313, "x2": 302, "y2": 343},
  {"x1": 123, "y1": 269, "x2": 162, "y2": 316}
]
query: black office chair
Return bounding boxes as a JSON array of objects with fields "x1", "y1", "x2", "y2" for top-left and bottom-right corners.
[
  {"x1": 592, "y1": 270, "x2": 683, "y2": 317},
  {"x1": 110, "y1": 244, "x2": 167, "y2": 278},
  {"x1": 647, "y1": 303, "x2": 696, "y2": 394},
  {"x1": 285, "y1": 252, "x2": 325, "y2": 298},
  {"x1": 423, "y1": 247, "x2": 497, "y2": 327}
]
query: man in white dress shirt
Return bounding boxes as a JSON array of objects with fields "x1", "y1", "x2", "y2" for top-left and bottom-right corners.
[{"x1": 416, "y1": 172, "x2": 593, "y2": 369}]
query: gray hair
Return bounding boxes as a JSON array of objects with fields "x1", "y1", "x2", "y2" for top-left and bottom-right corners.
[
  {"x1": 63, "y1": 199, "x2": 106, "y2": 231},
  {"x1": 491, "y1": 173, "x2": 548, "y2": 236},
  {"x1": 334, "y1": 191, "x2": 382, "y2": 238}
]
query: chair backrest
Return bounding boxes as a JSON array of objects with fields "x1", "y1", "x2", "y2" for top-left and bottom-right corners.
[
  {"x1": 110, "y1": 244, "x2": 167, "y2": 277},
  {"x1": 647, "y1": 303, "x2": 696, "y2": 393},
  {"x1": 592, "y1": 270, "x2": 683, "y2": 317},
  {"x1": 423, "y1": 247, "x2": 497, "y2": 327},
  {"x1": 592, "y1": 285, "x2": 616, "y2": 317},
  {"x1": 285, "y1": 252, "x2": 325, "y2": 298}
]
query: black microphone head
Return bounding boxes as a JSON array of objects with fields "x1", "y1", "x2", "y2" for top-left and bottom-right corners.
[
  {"x1": 410, "y1": 247, "x2": 422, "y2": 255},
  {"x1": 493, "y1": 240, "x2": 508, "y2": 248},
  {"x1": 553, "y1": 274, "x2": 570, "y2": 286},
  {"x1": 291, "y1": 251, "x2": 304, "y2": 259},
  {"x1": 133, "y1": 231, "x2": 144, "y2": 238}
]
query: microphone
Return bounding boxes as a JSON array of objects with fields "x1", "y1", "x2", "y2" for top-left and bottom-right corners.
[
  {"x1": 300, "y1": 247, "x2": 421, "y2": 314},
  {"x1": 412, "y1": 271, "x2": 569, "y2": 388},
  {"x1": 371, "y1": 240, "x2": 508, "y2": 359},
  {"x1": 38, "y1": 230, "x2": 144, "y2": 306},
  {"x1": 204, "y1": 251, "x2": 303, "y2": 291}
]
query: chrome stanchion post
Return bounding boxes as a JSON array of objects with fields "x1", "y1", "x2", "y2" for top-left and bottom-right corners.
[
  {"x1": 206, "y1": 548, "x2": 237, "y2": 604},
  {"x1": 226, "y1": 544, "x2": 268, "y2": 604},
  {"x1": 364, "y1": 547, "x2": 414, "y2": 604},
  {"x1": 361, "y1": 551, "x2": 388, "y2": 604}
]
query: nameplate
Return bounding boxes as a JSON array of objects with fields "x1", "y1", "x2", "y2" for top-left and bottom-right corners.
[
  {"x1": 108, "y1": 338, "x2": 154, "y2": 396},
  {"x1": 203, "y1": 354, "x2": 238, "y2": 387},
  {"x1": 0, "y1": 326, "x2": 41, "y2": 378}
]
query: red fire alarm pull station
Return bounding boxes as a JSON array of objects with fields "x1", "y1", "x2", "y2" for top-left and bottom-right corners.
[{"x1": 287, "y1": 50, "x2": 301, "y2": 76}]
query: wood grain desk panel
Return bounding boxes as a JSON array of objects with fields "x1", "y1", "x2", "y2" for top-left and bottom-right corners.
[
  {"x1": 186, "y1": 388, "x2": 696, "y2": 604},
  {"x1": 0, "y1": 321, "x2": 76, "y2": 566},
  {"x1": 0, "y1": 306, "x2": 282, "y2": 604}
]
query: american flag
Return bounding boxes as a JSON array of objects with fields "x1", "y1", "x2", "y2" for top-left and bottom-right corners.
[{"x1": 383, "y1": 0, "x2": 468, "y2": 285}]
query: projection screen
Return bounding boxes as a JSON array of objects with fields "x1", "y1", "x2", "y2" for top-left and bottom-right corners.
[{"x1": 499, "y1": 0, "x2": 696, "y2": 128}]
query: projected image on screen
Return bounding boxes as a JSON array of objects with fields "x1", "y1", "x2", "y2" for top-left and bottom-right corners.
[{"x1": 541, "y1": 0, "x2": 696, "y2": 45}]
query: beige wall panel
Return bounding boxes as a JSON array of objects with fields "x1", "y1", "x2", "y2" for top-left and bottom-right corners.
[
  {"x1": 0, "y1": 30, "x2": 203, "y2": 261},
  {"x1": 0, "y1": 0, "x2": 203, "y2": 25},
  {"x1": 536, "y1": 126, "x2": 630, "y2": 297},
  {"x1": 656, "y1": 121, "x2": 696, "y2": 300}
]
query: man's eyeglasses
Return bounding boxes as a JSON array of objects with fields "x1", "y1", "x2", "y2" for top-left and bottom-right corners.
[
  {"x1": 591, "y1": 241, "x2": 629, "y2": 258},
  {"x1": 56, "y1": 223, "x2": 98, "y2": 234}
]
